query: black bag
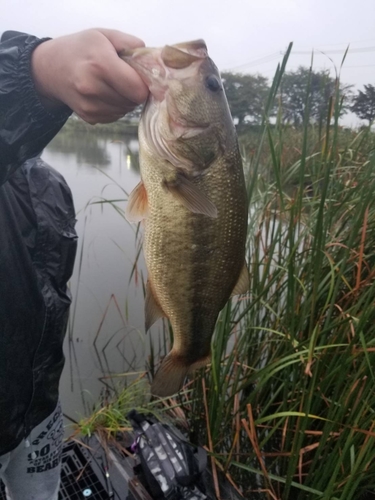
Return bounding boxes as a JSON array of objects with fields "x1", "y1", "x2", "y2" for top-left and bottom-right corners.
[{"x1": 128, "y1": 410, "x2": 208, "y2": 500}]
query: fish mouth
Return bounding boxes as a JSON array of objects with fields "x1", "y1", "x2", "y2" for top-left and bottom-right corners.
[
  {"x1": 170, "y1": 39, "x2": 208, "y2": 57},
  {"x1": 120, "y1": 48, "x2": 168, "y2": 101},
  {"x1": 119, "y1": 41, "x2": 208, "y2": 102},
  {"x1": 120, "y1": 39, "x2": 207, "y2": 68}
]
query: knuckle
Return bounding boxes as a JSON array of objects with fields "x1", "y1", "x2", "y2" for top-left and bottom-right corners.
[
  {"x1": 75, "y1": 80, "x2": 94, "y2": 97},
  {"x1": 75, "y1": 60, "x2": 103, "y2": 96},
  {"x1": 87, "y1": 58, "x2": 104, "y2": 76}
]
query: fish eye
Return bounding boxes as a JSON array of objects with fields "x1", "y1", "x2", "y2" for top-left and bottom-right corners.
[{"x1": 206, "y1": 75, "x2": 222, "y2": 92}]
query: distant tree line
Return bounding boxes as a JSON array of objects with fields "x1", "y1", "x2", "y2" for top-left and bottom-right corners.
[
  {"x1": 221, "y1": 67, "x2": 375, "y2": 127},
  {"x1": 350, "y1": 84, "x2": 375, "y2": 125},
  {"x1": 121, "y1": 67, "x2": 374, "y2": 128}
]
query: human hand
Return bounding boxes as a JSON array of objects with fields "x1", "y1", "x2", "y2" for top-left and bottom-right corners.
[{"x1": 31, "y1": 28, "x2": 149, "y2": 124}]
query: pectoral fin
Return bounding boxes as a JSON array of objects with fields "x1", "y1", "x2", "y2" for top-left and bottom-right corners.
[
  {"x1": 125, "y1": 181, "x2": 149, "y2": 223},
  {"x1": 231, "y1": 262, "x2": 250, "y2": 297},
  {"x1": 145, "y1": 280, "x2": 165, "y2": 332},
  {"x1": 163, "y1": 175, "x2": 217, "y2": 218}
]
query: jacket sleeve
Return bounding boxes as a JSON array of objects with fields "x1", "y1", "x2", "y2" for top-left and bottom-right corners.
[{"x1": 0, "y1": 31, "x2": 72, "y2": 186}]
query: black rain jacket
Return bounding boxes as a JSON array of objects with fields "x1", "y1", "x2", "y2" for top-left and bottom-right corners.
[{"x1": 0, "y1": 31, "x2": 77, "y2": 455}]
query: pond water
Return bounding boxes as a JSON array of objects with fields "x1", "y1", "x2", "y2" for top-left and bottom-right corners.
[{"x1": 42, "y1": 129, "x2": 151, "y2": 427}]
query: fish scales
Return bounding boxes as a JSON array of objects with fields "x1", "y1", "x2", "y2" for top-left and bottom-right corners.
[
  {"x1": 121, "y1": 39, "x2": 249, "y2": 396},
  {"x1": 142, "y1": 128, "x2": 247, "y2": 360}
]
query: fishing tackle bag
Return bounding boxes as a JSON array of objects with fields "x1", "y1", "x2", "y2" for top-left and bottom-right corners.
[{"x1": 128, "y1": 410, "x2": 209, "y2": 500}]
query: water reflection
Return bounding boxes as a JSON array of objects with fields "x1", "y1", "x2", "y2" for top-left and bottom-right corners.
[
  {"x1": 47, "y1": 131, "x2": 140, "y2": 172},
  {"x1": 48, "y1": 131, "x2": 110, "y2": 166},
  {"x1": 42, "y1": 129, "x2": 147, "y2": 425}
]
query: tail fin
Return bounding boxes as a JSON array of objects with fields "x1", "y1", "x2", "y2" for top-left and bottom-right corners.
[
  {"x1": 151, "y1": 352, "x2": 189, "y2": 398},
  {"x1": 151, "y1": 351, "x2": 211, "y2": 398}
]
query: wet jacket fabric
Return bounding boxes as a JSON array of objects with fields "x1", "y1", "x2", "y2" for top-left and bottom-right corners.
[{"x1": 0, "y1": 31, "x2": 76, "y2": 455}]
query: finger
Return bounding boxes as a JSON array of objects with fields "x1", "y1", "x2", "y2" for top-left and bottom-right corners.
[
  {"x1": 77, "y1": 99, "x2": 136, "y2": 122},
  {"x1": 95, "y1": 101, "x2": 138, "y2": 115},
  {"x1": 86, "y1": 107, "x2": 139, "y2": 124},
  {"x1": 85, "y1": 114, "x2": 125, "y2": 125},
  {"x1": 75, "y1": 78, "x2": 140, "y2": 110},
  {"x1": 97, "y1": 29, "x2": 145, "y2": 51},
  {"x1": 104, "y1": 102, "x2": 139, "y2": 114},
  {"x1": 97, "y1": 46, "x2": 149, "y2": 104}
]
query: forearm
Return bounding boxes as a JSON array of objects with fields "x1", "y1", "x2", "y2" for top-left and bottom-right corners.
[
  {"x1": 0, "y1": 32, "x2": 71, "y2": 185},
  {"x1": 0, "y1": 28, "x2": 148, "y2": 185}
]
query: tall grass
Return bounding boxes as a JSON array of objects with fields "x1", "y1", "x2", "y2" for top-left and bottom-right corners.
[
  {"x1": 75, "y1": 47, "x2": 375, "y2": 499},
  {"x1": 161, "y1": 52, "x2": 375, "y2": 499}
]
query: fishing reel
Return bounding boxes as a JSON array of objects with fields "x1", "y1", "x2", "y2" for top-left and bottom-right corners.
[{"x1": 128, "y1": 410, "x2": 211, "y2": 500}]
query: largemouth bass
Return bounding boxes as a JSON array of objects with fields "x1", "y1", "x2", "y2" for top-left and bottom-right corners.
[{"x1": 121, "y1": 40, "x2": 248, "y2": 397}]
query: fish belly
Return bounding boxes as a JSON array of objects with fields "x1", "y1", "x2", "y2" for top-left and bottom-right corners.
[{"x1": 143, "y1": 151, "x2": 247, "y2": 362}]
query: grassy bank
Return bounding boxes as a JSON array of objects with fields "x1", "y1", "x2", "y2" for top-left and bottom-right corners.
[
  {"x1": 182, "y1": 125, "x2": 375, "y2": 499},
  {"x1": 63, "y1": 116, "x2": 139, "y2": 135},
  {"x1": 75, "y1": 51, "x2": 375, "y2": 499}
]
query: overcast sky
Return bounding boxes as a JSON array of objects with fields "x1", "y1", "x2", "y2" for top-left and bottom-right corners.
[{"x1": 2, "y1": 0, "x2": 374, "y2": 126}]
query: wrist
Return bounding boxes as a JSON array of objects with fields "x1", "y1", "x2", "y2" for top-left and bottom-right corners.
[
  {"x1": 17, "y1": 35, "x2": 72, "y2": 122},
  {"x1": 31, "y1": 39, "x2": 65, "y2": 110}
]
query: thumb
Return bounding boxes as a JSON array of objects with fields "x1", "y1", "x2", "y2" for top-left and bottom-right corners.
[
  {"x1": 96, "y1": 28, "x2": 145, "y2": 53},
  {"x1": 95, "y1": 28, "x2": 149, "y2": 104}
]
